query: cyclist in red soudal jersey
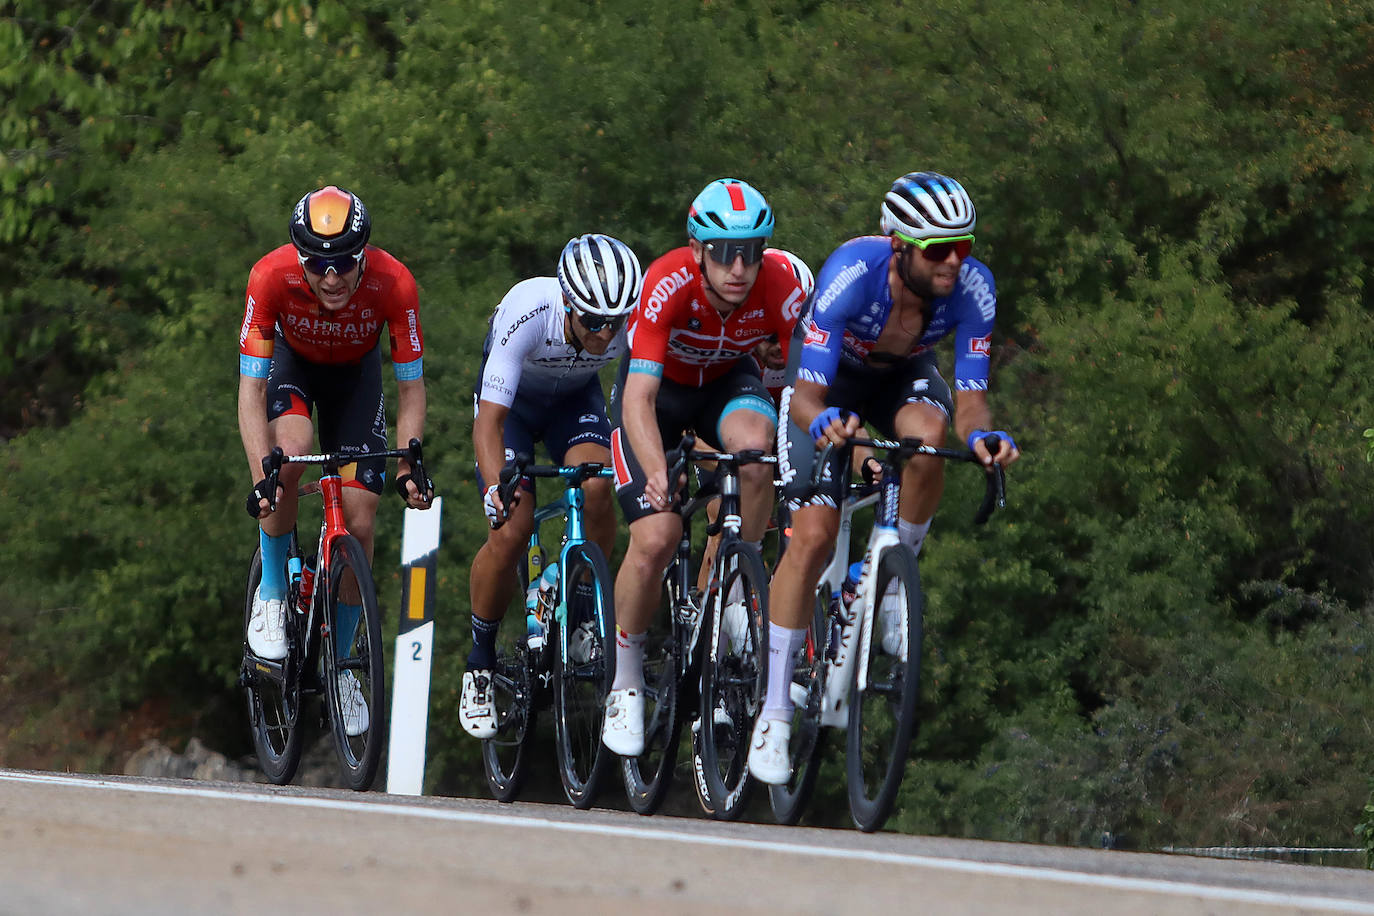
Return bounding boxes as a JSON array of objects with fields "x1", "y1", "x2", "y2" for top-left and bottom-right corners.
[
  {"x1": 238, "y1": 186, "x2": 433, "y2": 673},
  {"x1": 600, "y1": 178, "x2": 806, "y2": 758}
]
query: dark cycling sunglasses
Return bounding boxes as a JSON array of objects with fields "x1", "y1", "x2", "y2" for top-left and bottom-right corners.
[
  {"x1": 576, "y1": 311, "x2": 627, "y2": 333},
  {"x1": 298, "y1": 251, "x2": 363, "y2": 276},
  {"x1": 704, "y1": 237, "x2": 767, "y2": 266},
  {"x1": 899, "y1": 233, "x2": 975, "y2": 262}
]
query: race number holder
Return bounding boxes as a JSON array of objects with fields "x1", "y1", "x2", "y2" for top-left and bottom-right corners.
[{"x1": 387, "y1": 496, "x2": 441, "y2": 795}]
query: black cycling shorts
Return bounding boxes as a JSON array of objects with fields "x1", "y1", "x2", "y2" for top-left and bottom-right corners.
[
  {"x1": 777, "y1": 339, "x2": 952, "y2": 508},
  {"x1": 266, "y1": 333, "x2": 388, "y2": 494},
  {"x1": 608, "y1": 356, "x2": 775, "y2": 524}
]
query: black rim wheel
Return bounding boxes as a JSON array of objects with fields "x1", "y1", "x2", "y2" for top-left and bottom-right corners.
[
  {"x1": 323, "y1": 534, "x2": 386, "y2": 791},
  {"x1": 846, "y1": 544, "x2": 923, "y2": 832},
  {"x1": 697, "y1": 541, "x2": 768, "y2": 821},
  {"x1": 553, "y1": 542, "x2": 615, "y2": 808},
  {"x1": 243, "y1": 545, "x2": 305, "y2": 785}
]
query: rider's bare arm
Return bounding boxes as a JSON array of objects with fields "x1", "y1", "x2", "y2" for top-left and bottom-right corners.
[
  {"x1": 395, "y1": 376, "x2": 429, "y2": 504},
  {"x1": 622, "y1": 369, "x2": 671, "y2": 509}
]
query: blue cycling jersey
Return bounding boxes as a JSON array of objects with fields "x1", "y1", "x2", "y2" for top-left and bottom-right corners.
[{"x1": 796, "y1": 235, "x2": 996, "y2": 391}]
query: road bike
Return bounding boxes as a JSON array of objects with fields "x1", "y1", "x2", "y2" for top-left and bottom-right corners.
[
  {"x1": 240, "y1": 439, "x2": 431, "y2": 791},
  {"x1": 482, "y1": 456, "x2": 616, "y2": 809},
  {"x1": 620, "y1": 435, "x2": 775, "y2": 821},
  {"x1": 768, "y1": 434, "x2": 1004, "y2": 831}
]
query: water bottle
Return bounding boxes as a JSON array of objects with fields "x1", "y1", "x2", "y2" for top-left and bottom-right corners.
[
  {"x1": 297, "y1": 554, "x2": 317, "y2": 614},
  {"x1": 537, "y1": 562, "x2": 559, "y2": 613}
]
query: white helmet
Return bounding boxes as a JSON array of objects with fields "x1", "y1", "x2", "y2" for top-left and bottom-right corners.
[
  {"x1": 879, "y1": 171, "x2": 976, "y2": 241},
  {"x1": 557, "y1": 234, "x2": 644, "y2": 317},
  {"x1": 764, "y1": 248, "x2": 815, "y2": 300}
]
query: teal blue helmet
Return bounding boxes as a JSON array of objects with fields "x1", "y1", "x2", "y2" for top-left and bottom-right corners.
[{"x1": 686, "y1": 178, "x2": 775, "y2": 242}]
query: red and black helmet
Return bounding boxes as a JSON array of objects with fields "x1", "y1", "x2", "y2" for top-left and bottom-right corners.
[{"x1": 288, "y1": 186, "x2": 371, "y2": 258}]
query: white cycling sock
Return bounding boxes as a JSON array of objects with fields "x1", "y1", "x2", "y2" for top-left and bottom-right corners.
[
  {"x1": 762, "y1": 622, "x2": 807, "y2": 722},
  {"x1": 612, "y1": 628, "x2": 646, "y2": 691},
  {"x1": 898, "y1": 517, "x2": 932, "y2": 557}
]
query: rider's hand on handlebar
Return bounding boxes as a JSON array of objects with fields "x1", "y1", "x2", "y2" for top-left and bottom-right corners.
[
  {"x1": 808, "y1": 407, "x2": 862, "y2": 447},
  {"x1": 644, "y1": 468, "x2": 674, "y2": 513},
  {"x1": 483, "y1": 483, "x2": 512, "y2": 528},
  {"x1": 245, "y1": 477, "x2": 282, "y2": 519},
  {"x1": 395, "y1": 460, "x2": 435, "y2": 509},
  {"x1": 967, "y1": 428, "x2": 1021, "y2": 469}
]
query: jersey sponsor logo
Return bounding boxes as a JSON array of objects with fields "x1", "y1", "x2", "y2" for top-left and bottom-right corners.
[
  {"x1": 688, "y1": 317, "x2": 701, "y2": 330},
  {"x1": 959, "y1": 262, "x2": 997, "y2": 322},
  {"x1": 628, "y1": 357, "x2": 664, "y2": 377},
  {"x1": 802, "y1": 322, "x2": 830, "y2": 348},
  {"x1": 969, "y1": 334, "x2": 991, "y2": 357},
  {"x1": 797, "y1": 366, "x2": 830, "y2": 386},
  {"x1": 578, "y1": 413, "x2": 601, "y2": 425},
  {"x1": 499, "y1": 304, "x2": 545, "y2": 346},
  {"x1": 644, "y1": 267, "x2": 692, "y2": 323},
  {"x1": 781, "y1": 286, "x2": 806, "y2": 322},
  {"x1": 284, "y1": 313, "x2": 382, "y2": 341},
  {"x1": 407, "y1": 309, "x2": 421, "y2": 353},
  {"x1": 239, "y1": 295, "x2": 256, "y2": 344},
  {"x1": 735, "y1": 308, "x2": 765, "y2": 322},
  {"x1": 361, "y1": 308, "x2": 374, "y2": 320},
  {"x1": 814, "y1": 260, "x2": 869, "y2": 313}
]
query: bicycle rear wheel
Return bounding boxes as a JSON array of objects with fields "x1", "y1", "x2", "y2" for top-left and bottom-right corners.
[
  {"x1": 697, "y1": 541, "x2": 768, "y2": 821},
  {"x1": 846, "y1": 543, "x2": 923, "y2": 832},
  {"x1": 322, "y1": 534, "x2": 386, "y2": 791},
  {"x1": 621, "y1": 565, "x2": 687, "y2": 815},
  {"x1": 768, "y1": 584, "x2": 830, "y2": 825},
  {"x1": 242, "y1": 545, "x2": 305, "y2": 785},
  {"x1": 482, "y1": 613, "x2": 540, "y2": 803},
  {"x1": 553, "y1": 542, "x2": 615, "y2": 809}
]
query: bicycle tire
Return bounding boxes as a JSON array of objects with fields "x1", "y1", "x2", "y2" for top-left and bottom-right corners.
[
  {"x1": 698, "y1": 540, "x2": 769, "y2": 821},
  {"x1": 481, "y1": 620, "x2": 540, "y2": 803},
  {"x1": 242, "y1": 545, "x2": 305, "y2": 785},
  {"x1": 768, "y1": 584, "x2": 831, "y2": 825},
  {"x1": 846, "y1": 543, "x2": 923, "y2": 832},
  {"x1": 553, "y1": 541, "x2": 616, "y2": 809},
  {"x1": 621, "y1": 567, "x2": 686, "y2": 816},
  {"x1": 322, "y1": 534, "x2": 386, "y2": 791}
]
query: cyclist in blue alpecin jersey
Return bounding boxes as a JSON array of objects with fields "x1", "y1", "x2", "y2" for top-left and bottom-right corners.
[{"x1": 750, "y1": 171, "x2": 1021, "y2": 784}]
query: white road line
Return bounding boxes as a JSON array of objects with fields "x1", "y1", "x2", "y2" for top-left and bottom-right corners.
[{"x1": 3, "y1": 770, "x2": 1371, "y2": 913}]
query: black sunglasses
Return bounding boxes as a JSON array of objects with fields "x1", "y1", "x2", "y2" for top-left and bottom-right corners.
[
  {"x1": 704, "y1": 237, "x2": 767, "y2": 266},
  {"x1": 578, "y1": 312, "x2": 627, "y2": 333},
  {"x1": 298, "y1": 252, "x2": 363, "y2": 276}
]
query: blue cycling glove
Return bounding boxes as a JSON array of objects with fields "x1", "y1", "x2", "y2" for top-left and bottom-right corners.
[
  {"x1": 967, "y1": 428, "x2": 1018, "y2": 454},
  {"x1": 808, "y1": 407, "x2": 852, "y2": 443}
]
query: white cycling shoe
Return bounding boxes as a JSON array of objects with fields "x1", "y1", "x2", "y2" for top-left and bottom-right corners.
[
  {"x1": 601, "y1": 687, "x2": 645, "y2": 756},
  {"x1": 459, "y1": 670, "x2": 497, "y2": 739},
  {"x1": 748, "y1": 718, "x2": 792, "y2": 786},
  {"x1": 337, "y1": 670, "x2": 370, "y2": 737},
  {"x1": 248, "y1": 590, "x2": 287, "y2": 660}
]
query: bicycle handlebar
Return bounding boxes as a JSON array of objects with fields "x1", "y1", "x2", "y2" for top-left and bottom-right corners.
[
  {"x1": 246, "y1": 439, "x2": 434, "y2": 518},
  {"x1": 490, "y1": 453, "x2": 614, "y2": 530},
  {"x1": 812, "y1": 433, "x2": 1006, "y2": 525}
]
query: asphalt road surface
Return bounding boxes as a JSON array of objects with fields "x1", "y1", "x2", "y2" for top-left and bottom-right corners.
[{"x1": 1, "y1": 769, "x2": 1372, "y2": 915}]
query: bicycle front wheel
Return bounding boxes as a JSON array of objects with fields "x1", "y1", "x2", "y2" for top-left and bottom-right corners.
[
  {"x1": 553, "y1": 541, "x2": 615, "y2": 809},
  {"x1": 698, "y1": 541, "x2": 769, "y2": 821},
  {"x1": 621, "y1": 563, "x2": 686, "y2": 815},
  {"x1": 322, "y1": 534, "x2": 386, "y2": 791},
  {"x1": 846, "y1": 543, "x2": 923, "y2": 832},
  {"x1": 768, "y1": 583, "x2": 830, "y2": 825},
  {"x1": 482, "y1": 617, "x2": 540, "y2": 803},
  {"x1": 242, "y1": 545, "x2": 305, "y2": 785}
]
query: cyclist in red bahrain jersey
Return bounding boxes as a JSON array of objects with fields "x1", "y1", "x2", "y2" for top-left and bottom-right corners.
[{"x1": 238, "y1": 186, "x2": 433, "y2": 728}]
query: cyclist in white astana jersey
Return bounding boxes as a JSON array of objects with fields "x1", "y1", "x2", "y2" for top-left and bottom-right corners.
[{"x1": 461, "y1": 234, "x2": 644, "y2": 739}]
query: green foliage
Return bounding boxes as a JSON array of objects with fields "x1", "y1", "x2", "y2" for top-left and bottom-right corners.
[{"x1": 6, "y1": 0, "x2": 1374, "y2": 849}]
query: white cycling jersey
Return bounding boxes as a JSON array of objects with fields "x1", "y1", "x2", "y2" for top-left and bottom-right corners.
[{"x1": 478, "y1": 277, "x2": 627, "y2": 408}]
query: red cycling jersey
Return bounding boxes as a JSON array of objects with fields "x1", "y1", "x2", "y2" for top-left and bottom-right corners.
[
  {"x1": 238, "y1": 244, "x2": 424, "y2": 377},
  {"x1": 627, "y1": 246, "x2": 805, "y2": 387}
]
